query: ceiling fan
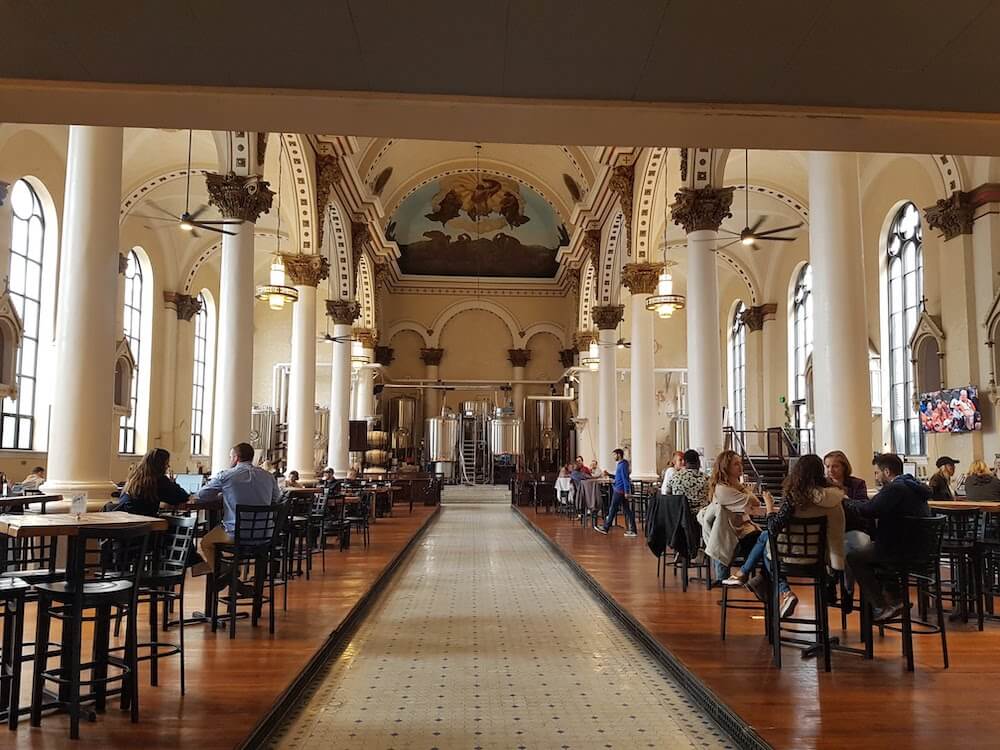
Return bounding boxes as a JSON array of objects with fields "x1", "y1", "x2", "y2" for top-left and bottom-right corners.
[
  {"x1": 718, "y1": 150, "x2": 802, "y2": 252},
  {"x1": 133, "y1": 130, "x2": 242, "y2": 238}
]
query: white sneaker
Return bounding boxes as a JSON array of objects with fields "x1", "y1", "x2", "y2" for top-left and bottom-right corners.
[{"x1": 624, "y1": 530, "x2": 638, "y2": 538}]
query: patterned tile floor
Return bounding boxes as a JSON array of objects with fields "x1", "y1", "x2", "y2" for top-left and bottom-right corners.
[{"x1": 270, "y1": 503, "x2": 735, "y2": 750}]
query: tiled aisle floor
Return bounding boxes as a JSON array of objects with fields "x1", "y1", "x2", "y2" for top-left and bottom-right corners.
[{"x1": 271, "y1": 504, "x2": 734, "y2": 750}]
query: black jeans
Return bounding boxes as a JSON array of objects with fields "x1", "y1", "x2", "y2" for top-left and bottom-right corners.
[{"x1": 846, "y1": 542, "x2": 900, "y2": 609}]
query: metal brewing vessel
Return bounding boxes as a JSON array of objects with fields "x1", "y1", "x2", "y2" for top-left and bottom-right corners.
[
  {"x1": 389, "y1": 397, "x2": 416, "y2": 449},
  {"x1": 489, "y1": 414, "x2": 523, "y2": 456},
  {"x1": 426, "y1": 415, "x2": 459, "y2": 461}
]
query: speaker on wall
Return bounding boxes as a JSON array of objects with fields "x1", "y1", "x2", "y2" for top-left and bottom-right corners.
[{"x1": 348, "y1": 420, "x2": 369, "y2": 452}]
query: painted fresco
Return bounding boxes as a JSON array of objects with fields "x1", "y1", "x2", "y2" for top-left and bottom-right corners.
[{"x1": 387, "y1": 174, "x2": 568, "y2": 278}]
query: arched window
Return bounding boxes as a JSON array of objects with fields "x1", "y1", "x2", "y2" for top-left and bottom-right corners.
[
  {"x1": 2, "y1": 179, "x2": 45, "y2": 449},
  {"x1": 791, "y1": 263, "x2": 814, "y2": 442},
  {"x1": 886, "y1": 201, "x2": 924, "y2": 455},
  {"x1": 191, "y1": 293, "x2": 209, "y2": 456},
  {"x1": 119, "y1": 249, "x2": 144, "y2": 454},
  {"x1": 728, "y1": 301, "x2": 747, "y2": 431}
]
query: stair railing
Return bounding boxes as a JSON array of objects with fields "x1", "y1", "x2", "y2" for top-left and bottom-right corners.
[{"x1": 723, "y1": 427, "x2": 764, "y2": 495}]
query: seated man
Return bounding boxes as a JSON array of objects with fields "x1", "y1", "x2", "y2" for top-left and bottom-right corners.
[
  {"x1": 845, "y1": 452, "x2": 931, "y2": 622},
  {"x1": 22, "y1": 466, "x2": 46, "y2": 491},
  {"x1": 192, "y1": 442, "x2": 281, "y2": 585},
  {"x1": 667, "y1": 450, "x2": 709, "y2": 514}
]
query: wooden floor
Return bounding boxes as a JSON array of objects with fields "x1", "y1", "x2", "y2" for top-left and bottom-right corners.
[
  {"x1": 520, "y1": 507, "x2": 1000, "y2": 750},
  {"x1": 10, "y1": 504, "x2": 438, "y2": 749}
]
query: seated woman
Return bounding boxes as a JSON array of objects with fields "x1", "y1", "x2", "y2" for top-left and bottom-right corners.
[
  {"x1": 823, "y1": 450, "x2": 867, "y2": 500},
  {"x1": 726, "y1": 454, "x2": 845, "y2": 618},
  {"x1": 704, "y1": 450, "x2": 763, "y2": 583},
  {"x1": 825, "y1": 450, "x2": 870, "y2": 609},
  {"x1": 964, "y1": 460, "x2": 1000, "y2": 499},
  {"x1": 115, "y1": 448, "x2": 192, "y2": 517}
]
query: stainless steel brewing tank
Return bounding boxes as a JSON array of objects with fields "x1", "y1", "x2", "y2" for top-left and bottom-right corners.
[
  {"x1": 460, "y1": 400, "x2": 490, "y2": 419},
  {"x1": 425, "y1": 415, "x2": 459, "y2": 461},
  {"x1": 532, "y1": 400, "x2": 562, "y2": 450},
  {"x1": 488, "y1": 415, "x2": 523, "y2": 456},
  {"x1": 389, "y1": 397, "x2": 417, "y2": 449}
]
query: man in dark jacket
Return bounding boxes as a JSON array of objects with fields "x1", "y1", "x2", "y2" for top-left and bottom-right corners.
[{"x1": 845, "y1": 453, "x2": 931, "y2": 622}]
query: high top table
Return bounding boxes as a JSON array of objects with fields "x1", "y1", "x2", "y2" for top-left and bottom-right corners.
[{"x1": 0, "y1": 493, "x2": 64, "y2": 513}]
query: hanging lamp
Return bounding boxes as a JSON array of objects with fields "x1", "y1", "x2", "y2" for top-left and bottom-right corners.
[
  {"x1": 580, "y1": 341, "x2": 600, "y2": 371},
  {"x1": 646, "y1": 190, "x2": 686, "y2": 318},
  {"x1": 255, "y1": 136, "x2": 298, "y2": 310}
]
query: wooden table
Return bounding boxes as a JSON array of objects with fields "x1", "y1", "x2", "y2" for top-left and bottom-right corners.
[
  {"x1": 0, "y1": 493, "x2": 63, "y2": 513},
  {"x1": 0, "y1": 510, "x2": 165, "y2": 538},
  {"x1": 930, "y1": 499, "x2": 1000, "y2": 511}
]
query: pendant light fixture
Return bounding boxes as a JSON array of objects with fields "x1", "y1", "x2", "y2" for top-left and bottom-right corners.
[
  {"x1": 646, "y1": 185, "x2": 686, "y2": 319},
  {"x1": 580, "y1": 340, "x2": 600, "y2": 371},
  {"x1": 255, "y1": 135, "x2": 298, "y2": 310}
]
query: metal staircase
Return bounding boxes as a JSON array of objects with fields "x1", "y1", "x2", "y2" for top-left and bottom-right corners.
[{"x1": 458, "y1": 410, "x2": 488, "y2": 485}]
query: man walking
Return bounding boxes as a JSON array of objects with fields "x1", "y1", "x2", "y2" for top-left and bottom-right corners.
[{"x1": 595, "y1": 448, "x2": 637, "y2": 537}]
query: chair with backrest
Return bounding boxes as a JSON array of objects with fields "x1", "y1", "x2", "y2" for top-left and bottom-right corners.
[
  {"x1": 0, "y1": 575, "x2": 30, "y2": 730},
  {"x1": 660, "y1": 495, "x2": 710, "y2": 593},
  {"x1": 768, "y1": 515, "x2": 832, "y2": 671},
  {"x1": 937, "y1": 507, "x2": 981, "y2": 623},
  {"x1": 867, "y1": 514, "x2": 948, "y2": 672},
  {"x1": 555, "y1": 476, "x2": 574, "y2": 516},
  {"x1": 210, "y1": 504, "x2": 287, "y2": 639},
  {"x1": 974, "y1": 509, "x2": 1000, "y2": 630},
  {"x1": 31, "y1": 523, "x2": 152, "y2": 739}
]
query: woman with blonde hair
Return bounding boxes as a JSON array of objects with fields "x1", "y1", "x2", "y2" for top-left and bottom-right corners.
[
  {"x1": 823, "y1": 450, "x2": 868, "y2": 501},
  {"x1": 707, "y1": 451, "x2": 766, "y2": 584},
  {"x1": 964, "y1": 459, "x2": 1000, "y2": 500},
  {"x1": 115, "y1": 448, "x2": 192, "y2": 517}
]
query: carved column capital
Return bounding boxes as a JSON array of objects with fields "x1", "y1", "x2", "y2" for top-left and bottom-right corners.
[
  {"x1": 560, "y1": 348, "x2": 577, "y2": 369},
  {"x1": 740, "y1": 303, "x2": 778, "y2": 332},
  {"x1": 205, "y1": 172, "x2": 274, "y2": 222},
  {"x1": 622, "y1": 262, "x2": 664, "y2": 296},
  {"x1": 353, "y1": 327, "x2": 376, "y2": 349},
  {"x1": 591, "y1": 304, "x2": 625, "y2": 331},
  {"x1": 374, "y1": 345, "x2": 395, "y2": 367},
  {"x1": 420, "y1": 347, "x2": 444, "y2": 367},
  {"x1": 508, "y1": 348, "x2": 531, "y2": 368},
  {"x1": 581, "y1": 226, "x2": 602, "y2": 270},
  {"x1": 670, "y1": 186, "x2": 735, "y2": 233},
  {"x1": 325, "y1": 299, "x2": 361, "y2": 325},
  {"x1": 574, "y1": 330, "x2": 596, "y2": 352},
  {"x1": 164, "y1": 291, "x2": 202, "y2": 322},
  {"x1": 282, "y1": 253, "x2": 330, "y2": 287},
  {"x1": 924, "y1": 190, "x2": 975, "y2": 241}
]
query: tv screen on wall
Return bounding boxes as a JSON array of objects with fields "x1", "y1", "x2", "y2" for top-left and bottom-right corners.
[{"x1": 919, "y1": 385, "x2": 982, "y2": 433}]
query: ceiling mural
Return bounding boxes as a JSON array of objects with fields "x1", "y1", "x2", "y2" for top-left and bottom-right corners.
[{"x1": 386, "y1": 174, "x2": 568, "y2": 278}]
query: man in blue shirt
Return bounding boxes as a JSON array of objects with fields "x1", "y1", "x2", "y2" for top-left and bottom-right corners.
[
  {"x1": 595, "y1": 448, "x2": 637, "y2": 537},
  {"x1": 191, "y1": 442, "x2": 281, "y2": 578}
]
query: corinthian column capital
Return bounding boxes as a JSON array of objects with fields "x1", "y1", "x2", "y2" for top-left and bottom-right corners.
[
  {"x1": 205, "y1": 172, "x2": 274, "y2": 222},
  {"x1": 282, "y1": 253, "x2": 330, "y2": 287},
  {"x1": 420, "y1": 347, "x2": 444, "y2": 367},
  {"x1": 622, "y1": 262, "x2": 664, "y2": 296},
  {"x1": 325, "y1": 299, "x2": 361, "y2": 325},
  {"x1": 164, "y1": 291, "x2": 203, "y2": 322},
  {"x1": 591, "y1": 304, "x2": 625, "y2": 331},
  {"x1": 670, "y1": 186, "x2": 735, "y2": 233}
]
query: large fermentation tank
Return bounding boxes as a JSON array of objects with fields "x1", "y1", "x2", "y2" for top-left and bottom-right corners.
[
  {"x1": 426, "y1": 415, "x2": 459, "y2": 462},
  {"x1": 525, "y1": 399, "x2": 567, "y2": 473},
  {"x1": 389, "y1": 397, "x2": 417, "y2": 450},
  {"x1": 488, "y1": 413, "x2": 523, "y2": 456}
]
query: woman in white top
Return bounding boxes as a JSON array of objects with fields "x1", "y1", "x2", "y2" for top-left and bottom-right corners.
[
  {"x1": 708, "y1": 450, "x2": 765, "y2": 567},
  {"x1": 660, "y1": 451, "x2": 685, "y2": 494}
]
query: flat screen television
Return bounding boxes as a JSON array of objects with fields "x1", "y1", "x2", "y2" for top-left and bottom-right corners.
[{"x1": 918, "y1": 385, "x2": 982, "y2": 433}]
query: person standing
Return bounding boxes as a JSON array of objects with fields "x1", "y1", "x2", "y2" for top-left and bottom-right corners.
[
  {"x1": 928, "y1": 456, "x2": 959, "y2": 500},
  {"x1": 594, "y1": 448, "x2": 636, "y2": 537}
]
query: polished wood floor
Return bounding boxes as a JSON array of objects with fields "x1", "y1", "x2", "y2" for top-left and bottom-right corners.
[
  {"x1": 11, "y1": 505, "x2": 438, "y2": 749},
  {"x1": 521, "y1": 507, "x2": 1000, "y2": 750}
]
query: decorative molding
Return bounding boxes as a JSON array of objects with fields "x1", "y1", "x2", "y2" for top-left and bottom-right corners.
[
  {"x1": 325, "y1": 298, "x2": 360, "y2": 325},
  {"x1": 909, "y1": 310, "x2": 947, "y2": 397},
  {"x1": 374, "y1": 345, "x2": 395, "y2": 367},
  {"x1": 113, "y1": 337, "x2": 136, "y2": 417},
  {"x1": 0, "y1": 180, "x2": 8, "y2": 207},
  {"x1": 256, "y1": 132, "x2": 268, "y2": 171},
  {"x1": 508, "y1": 348, "x2": 531, "y2": 368},
  {"x1": 0, "y1": 287, "x2": 24, "y2": 400},
  {"x1": 609, "y1": 161, "x2": 635, "y2": 254},
  {"x1": 118, "y1": 252, "x2": 129, "y2": 275},
  {"x1": 670, "y1": 186, "x2": 735, "y2": 233},
  {"x1": 353, "y1": 327, "x2": 377, "y2": 349},
  {"x1": 581, "y1": 227, "x2": 602, "y2": 271},
  {"x1": 351, "y1": 217, "x2": 371, "y2": 286},
  {"x1": 560, "y1": 348, "x2": 577, "y2": 369},
  {"x1": 205, "y1": 172, "x2": 274, "y2": 222},
  {"x1": 634, "y1": 148, "x2": 666, "y2": 262},
  {"x1": 282, "y1": 253, "x2": 330, "y2": 287},
  {"x1": 599, "y1": 213, "x2": 626, "y2": 305},
  {"x1": 679, "y1": 149, "x2": 689, "y2": 184},
  {"x1": 924, "y1": 191, "x2": 974, "y2": 241},
  {"x1": 315, "y1": 153, "x2": 343, "y2": 248},
  {"x1": 420, "y1": 347, "x2": 444, "y2": 367},
  {"x1": 574, "y1": 330, "x2": 596, "y2": 352},
  {"x1": 164, "y1": 291, "x2": 202, "y2": 322},
  {"x1": 621, "y1": 262, "x2": 663, "y2": 296},
  {"x1": 591, "y1": 304, "x2": 625, "y2": 331},
  {"x1": 740, "y1": 303, "x2": 777, "y2": 332}
]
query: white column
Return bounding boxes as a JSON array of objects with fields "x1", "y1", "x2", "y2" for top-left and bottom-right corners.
[
  {"x1": 159, "y1": 297, "x2": 179, "y2": 453},
  {"x1": 43, "y1": 126, "x2": 123, "y2": 500},
  {"x1": 509, "y1": 349, "x2": 530, "y2": 420},
  {"x1": 355, "y1": 359, "x2": 377, "y2": 421},
  {"x1": 593, "y1": 306, "x2": 623, "y2": 472},
  {"x1": 809, "y1": 151, "x2": 872, "y2": 472},
  {"x1": 624, "y1": 266, "x2": 661, "y2": 480},
  {"x1": 576, "y1": 357, "x2": 599, "y2": 464},
  {"x1": 286, "y1": 280, "x2": 319, "y2": 481},
  {"x1": 326, "y1": 300, "x2": 359, "y2": 477},
  {"x1": 421, "y1": 348, "x2": 443, "y2": 420},
  {"x1": 171, "y1": 295, "x2": 200, "y2": 472},
  {"x1": 206, "y1": 173, "x2": 272, "y2": 473},
  {"x1": 687, "y1": 230, "x2": 725, "y2": 464}
]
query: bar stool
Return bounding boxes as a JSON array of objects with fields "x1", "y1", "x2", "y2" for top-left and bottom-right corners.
[
  {"x1": 31, "y1": 524, "x2": 152, "y2": 739},
  {"x1": 0, "y1": 576, "x2": 30, "y2": 730},
  {"x1": 937, "y1": 507, "x2": 981, "y2": 622}
]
